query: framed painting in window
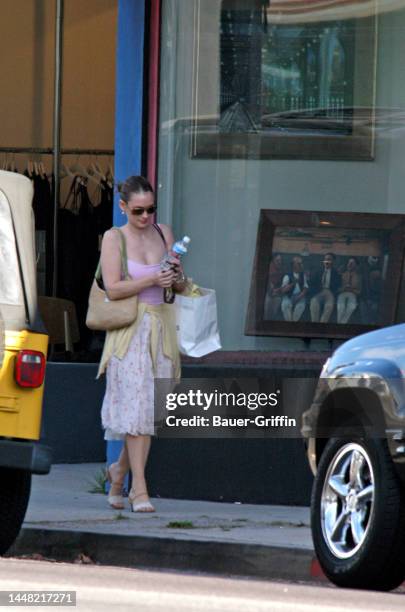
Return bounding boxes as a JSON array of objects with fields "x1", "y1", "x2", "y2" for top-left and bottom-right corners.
[{"x1": 245, "y1": 210, "x2": 405, "y2": 339}]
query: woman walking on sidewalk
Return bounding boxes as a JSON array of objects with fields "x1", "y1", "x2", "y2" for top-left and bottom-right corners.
[{"x1": 97, "y1": 176, "x2": 185, "y2": 512}]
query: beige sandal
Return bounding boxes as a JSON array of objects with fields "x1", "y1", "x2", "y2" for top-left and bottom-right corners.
[
  {"x1": 129, "y1": 489, "x2": 155, "y2": 513},
  {"x1": 106, "y1": 464, "x2": 125, "y2": 510}
]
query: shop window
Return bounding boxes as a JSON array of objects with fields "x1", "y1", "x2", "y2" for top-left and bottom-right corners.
[{"x1": 158, "y1": 0, "x2": 405, "y2": 353}]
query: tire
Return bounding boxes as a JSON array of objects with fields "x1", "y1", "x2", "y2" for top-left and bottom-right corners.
[
  {"x1": 311, "y1": 437, "x2": 405, "y2": 591},
  {"x1": 0, "y1": 468, "x2": 31, "y2": 555}
]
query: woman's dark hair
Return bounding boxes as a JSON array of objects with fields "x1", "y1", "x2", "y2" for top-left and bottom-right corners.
[{"x1": 117, "y1": 175, "x2": 154, "y2": 203}]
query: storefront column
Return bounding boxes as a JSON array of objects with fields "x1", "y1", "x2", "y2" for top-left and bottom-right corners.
[
  {"x1": 113, "y1": 0, "x2": 146, "y2": 225},
  {"x1": 107, "y1": 0, "x2": 147, "y2": 478}
]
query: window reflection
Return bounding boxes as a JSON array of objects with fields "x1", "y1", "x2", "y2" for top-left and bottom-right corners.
[{"x1": 220, "y1": 1, "x2": 358, "y2": 135}]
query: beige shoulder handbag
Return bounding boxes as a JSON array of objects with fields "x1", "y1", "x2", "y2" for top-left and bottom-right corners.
[{"x1": 86, "y1": 228, "x2": 138, "y2": 331}]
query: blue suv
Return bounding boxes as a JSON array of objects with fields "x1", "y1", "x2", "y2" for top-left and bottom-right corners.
[{"x1": 302, "y1": 324, "x2": 405, "y2": 591}]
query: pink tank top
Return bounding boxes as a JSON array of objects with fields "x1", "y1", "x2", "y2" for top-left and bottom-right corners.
[{"x1": 127, "y1": 259, "x2": 164, "y2": 305}]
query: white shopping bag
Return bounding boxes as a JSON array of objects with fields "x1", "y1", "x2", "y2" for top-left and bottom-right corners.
[{"x1": 175, "y1": 287, "x2": 222, "y2": 357}]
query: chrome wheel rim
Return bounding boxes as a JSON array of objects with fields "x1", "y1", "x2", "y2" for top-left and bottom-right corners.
[{"x1": 321, "y1": 443, "x2": 375, "y2": 559}]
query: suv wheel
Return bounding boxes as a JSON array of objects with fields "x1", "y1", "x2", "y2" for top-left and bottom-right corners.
[
  {"x1": 0, "y1": 468, "x2": 31, "y2": 555},
  {"x1": 311, "y1": 438, "x2": 405, "y2": 591}
]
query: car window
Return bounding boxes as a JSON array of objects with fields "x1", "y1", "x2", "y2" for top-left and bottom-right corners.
[
  {"x1": 0, "y1": 190, "x2": 24, "y2": 306},
  {"x1": 0, "y1": 308, "x2": 3, "y2": 368}
]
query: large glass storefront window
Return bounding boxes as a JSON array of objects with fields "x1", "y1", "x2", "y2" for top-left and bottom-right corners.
[{"x1": 157, "y1": 0, "x2": 405, "y2": 351}]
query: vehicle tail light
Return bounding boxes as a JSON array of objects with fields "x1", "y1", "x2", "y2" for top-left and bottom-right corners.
[{"x1": 15, "y1": 350, "x2": 46, "y2": 388}]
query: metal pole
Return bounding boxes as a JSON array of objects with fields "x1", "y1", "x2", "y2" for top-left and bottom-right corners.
[{"x1": 52, "y1": 0, "x2": 64, "y2": 297}]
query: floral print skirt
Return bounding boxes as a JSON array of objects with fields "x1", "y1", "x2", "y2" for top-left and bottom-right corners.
[{"x1": 101, "y1": 313, "x2": 174, "y2": 438}]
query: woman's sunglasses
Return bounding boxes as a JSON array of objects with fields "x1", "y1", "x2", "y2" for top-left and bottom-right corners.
[{"x1": 129, "y1": 205, "x2": 157, "y2": 216}]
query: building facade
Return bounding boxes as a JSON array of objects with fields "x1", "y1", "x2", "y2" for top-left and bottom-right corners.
[{"x1": 3, "y1": 1, "x2": 405, "y2": 504}]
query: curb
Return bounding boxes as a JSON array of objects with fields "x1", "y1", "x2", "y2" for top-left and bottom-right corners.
[{"x1": 9, "y1": 527, "x2": 322, "y2": 583}]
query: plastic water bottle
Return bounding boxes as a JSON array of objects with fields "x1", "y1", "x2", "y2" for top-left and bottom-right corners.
[
  {"x1": 161, "y1": 236, "x2": 190, "y2": 270},
  {"x1": 161, "y1": 236, "x2": 191, "y2": 303}
]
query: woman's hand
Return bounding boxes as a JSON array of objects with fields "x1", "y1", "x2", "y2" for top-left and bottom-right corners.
[{"x1": 154, "y1": 268, "x2": 176, "y2": 288}]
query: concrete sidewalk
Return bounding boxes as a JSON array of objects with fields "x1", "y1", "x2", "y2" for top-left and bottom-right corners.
[{"x1": 10, "y1": 464, "x2": 320, "y2": 583}]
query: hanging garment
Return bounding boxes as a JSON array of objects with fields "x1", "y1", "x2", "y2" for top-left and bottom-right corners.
[
  {"x1": 94, "y1": 179, "x2": 113, "y2": 237},
  {"x1": 29, "y1": 170, "x2": 52, "y2": 231},
  {"x1": 58, "y1": 176, "x2": 99, "y2": 350},
  {"x1": 25, "y1": 168, "x2": 54, "y2": 296}
]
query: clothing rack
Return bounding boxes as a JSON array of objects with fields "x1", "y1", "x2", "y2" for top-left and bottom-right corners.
[
  {"x1": 0, "y1": 141, "x2": 115, "y2": 297},
  {"x1": 0, "y1": 147, "x2": 114, "y2": 155}
]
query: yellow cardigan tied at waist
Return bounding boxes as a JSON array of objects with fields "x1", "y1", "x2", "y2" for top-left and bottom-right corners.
[{"x1": 97, "y1": 302, "x2": 180, "y2": 380}]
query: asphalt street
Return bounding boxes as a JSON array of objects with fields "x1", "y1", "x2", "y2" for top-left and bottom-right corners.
[{"x1": 1, "y1": 559, "x2": 404, "y2": 611}]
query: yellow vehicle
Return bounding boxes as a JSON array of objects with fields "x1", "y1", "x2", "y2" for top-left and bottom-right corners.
[{"x1": 0, "y1": 170, "x2": 52, "y2": 553}]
